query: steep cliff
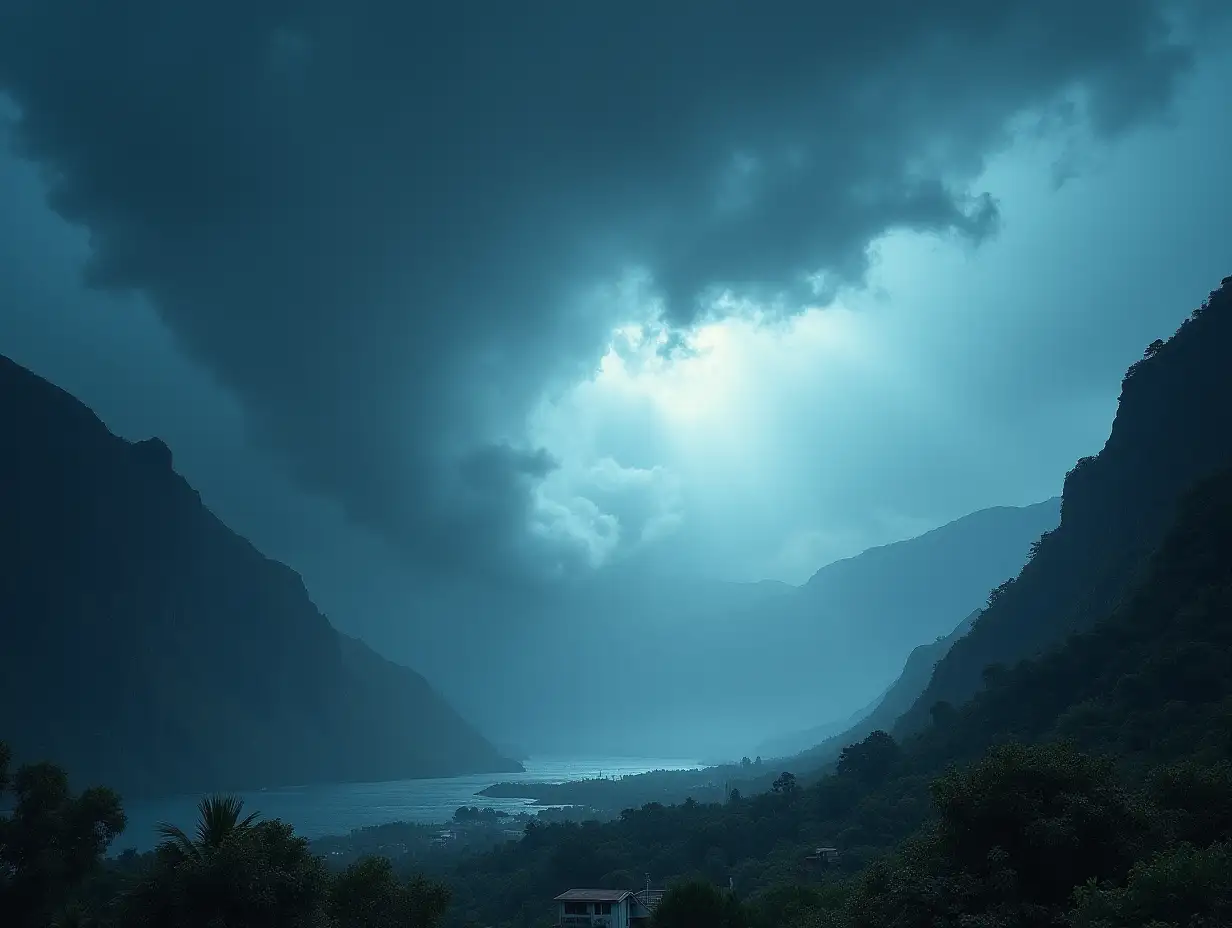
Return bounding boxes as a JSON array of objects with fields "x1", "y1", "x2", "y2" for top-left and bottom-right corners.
[
  {"x1": 898, "y1": 275, "x2": 1232, "y2": 734},
  {"x1": 0, "y1": 354, "x2": 520, "y2": 798}
]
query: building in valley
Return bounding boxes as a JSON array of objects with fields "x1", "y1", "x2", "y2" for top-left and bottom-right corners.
[{"x1": 554, "y1": 888, "x2": 665, "y2": 928}]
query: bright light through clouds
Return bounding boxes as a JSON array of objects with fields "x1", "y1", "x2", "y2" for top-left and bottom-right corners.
[
  {"x1": 528, "y1": 291, "x2": 882, "y2": 574},
  {"x1": 596, "y1": 321, "x2": 741, "y2": 429}
]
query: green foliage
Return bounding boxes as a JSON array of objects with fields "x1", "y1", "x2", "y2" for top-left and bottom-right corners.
[
  {"x1": 1145, "y1": 760, "x2": 1232, "y2": 848},
  {"x1": 652, "y1": 880, "x2": 748, "y2": 928},
  {"x1": 154, "y1": 793, "x2": 261, "y2": 861},
  {"x1": 835, "y1": 731, "x2": 901, "y2": 786},
  {"x1": 985, "y1": 576, "x2": 1015, "y2": 608},
  {"x1": 119, "y1": 818, "x2": 332, "y2": 928},
  {"x1": 771, "y1": 772, "x2": 798, "y2": 796},
  {"x1": 0, "y1": 748, "x2": 126, "y2": 928},
  {"x1": 840, "y1": 743, "x2": 1144, "y2": 928},
  {"x1": 119, "y1": 810, "x2": 454, "y2": 928},
  {"x1": 0, "y1": 744, "x2": 456, "y2": 928},
  {"x1": 1071, "y1": 842, "x2": 1232, "y2": 928},
  {"x1": 330, "y1": 856, "x2": 451, "y2": 928},
  {"x1": 746, "y1": 883, "x2": 847, "y2": 928},
  {"x1": 929, "y1": 743, "x2": 1144, "y2": 905}
]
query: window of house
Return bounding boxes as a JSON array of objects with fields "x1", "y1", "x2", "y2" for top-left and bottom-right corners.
[
  {"x1": 564, "y1": 903, "x2": 588, "y2": 915},
  {"x1": 597, "y1": 903, "x2": 613, "y2": 915}
]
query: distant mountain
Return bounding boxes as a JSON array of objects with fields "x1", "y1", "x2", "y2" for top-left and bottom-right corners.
[
  {"x1": 753, "y1": 683, "x2": 892, "y2": 760},
  {"x1": 898, "y1": 275, "x2": 1232, "y2": 735},
  {"x1": 498, "y1": 496, "x2": 1059, "y2": 757},
  {"x1": 0, "y1": 354, "x2": 520, "y2": 798},
  {"x1": 788, "y1": 498, "x2": 1061, "y2": 682},
  {"x1": 751, "y1": 506, "x2": 1054, "y2": 761},
  {"x1": 780, "y1": 608, "x2": 980, "y2": 765}
]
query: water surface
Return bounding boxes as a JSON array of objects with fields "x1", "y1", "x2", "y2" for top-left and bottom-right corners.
[{"x1": 117, "y1": 756, "x2": 702, "y2": 852}]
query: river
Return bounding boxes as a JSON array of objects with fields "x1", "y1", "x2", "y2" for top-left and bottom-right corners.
[{"x1": 116, "y1": 756, "x2": 703, "y2": 852}]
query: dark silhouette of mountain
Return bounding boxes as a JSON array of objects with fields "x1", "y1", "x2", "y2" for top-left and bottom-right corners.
[
  {"x1": 0, "y1": 354, "x2": 520, "y2": 799},
  {"x1": 912, "y1": 461, "x2": 1232, "y2": 772},
  {"x1": 897, "y1": 274, "x2": 1232, "y2": 735}
]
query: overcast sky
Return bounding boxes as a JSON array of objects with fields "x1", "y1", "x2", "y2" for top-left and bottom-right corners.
[{"x1": 1, "y1": 1, "x2": 1230, "y2": 750}]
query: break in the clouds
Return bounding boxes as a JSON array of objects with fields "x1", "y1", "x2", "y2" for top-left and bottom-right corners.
[{"x1": 0, "y1": 0, "x2": 1223, "y2": 578}]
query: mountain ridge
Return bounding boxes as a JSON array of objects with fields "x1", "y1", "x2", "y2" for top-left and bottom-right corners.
[
  {"x1": 0, "y1": 353, "x2": 521, "y2": 798},
  {"x1": 897, "y1": 275, "x2": 1232, "y2": 735}
]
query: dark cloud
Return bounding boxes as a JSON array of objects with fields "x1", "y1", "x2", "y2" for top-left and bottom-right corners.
[{"x1": 0, "y1": 0, "x2": 1220, "y2": 577}]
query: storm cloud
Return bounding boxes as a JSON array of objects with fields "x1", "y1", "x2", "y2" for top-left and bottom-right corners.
[{"x1": 0, "y1": 0, "x2": 1222, "y2": 578}]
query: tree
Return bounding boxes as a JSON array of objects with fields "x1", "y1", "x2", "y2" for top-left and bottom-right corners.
[
  {"x1": 771, "y1": 772, "x2": 798, "y2": 797},
  {"x1": 986, "y1": 576, "x2": 1016, "y2": 608},
  {"x1": 836, "y1": 731, "x2": 901, "y2": 786},
  {"x1": 845, "y1": 743, "x2": 1147, "y2": 928},
  {"x1": 1071, "y1": 842, "x2": 1232, "y2": 928},
  {"x1": 1146, "y1": 760, "x2": 1232, "y2": 848},
  {"x1": 653, "y1": 880, "x2": 749, "y2": 928},
  {"x1": 154, "y1": 793, "x2": 260, "y2": 861},
  {"x1": 330, "y1": 856, "x2": 451, "y2": 928},
  {"x1": 0, "y1": 744, "x2": 126, "y2": 928},
  {"x1": 119, "y1": 818, "x2": 331, "y2": 928},
  {"x1": 929, "y1": 742, "x2": 1145, "y2": 913},
  {"x1": 747, "y1": 884, "x2": 847, "y2": 928}
]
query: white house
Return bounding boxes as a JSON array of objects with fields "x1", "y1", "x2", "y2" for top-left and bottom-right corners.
[{"x1": 555, "y1": 889, "x2": 664, "y2": 928}]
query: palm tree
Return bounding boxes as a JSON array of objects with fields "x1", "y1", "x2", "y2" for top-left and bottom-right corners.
[{"x1": 155, "y1": 794, "x2": 260, "y2": 861}]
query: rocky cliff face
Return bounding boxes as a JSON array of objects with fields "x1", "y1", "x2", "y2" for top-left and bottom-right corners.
[
  {"x1": 0, "y1": 354, "x2": 520, "y2": 798},
  {"x1": 898, "y1": 275, "x2": 1232, "y2": 735}
]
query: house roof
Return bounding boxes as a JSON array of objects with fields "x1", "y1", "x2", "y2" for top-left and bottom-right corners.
[{"x1": 555, "y1": 890, "x2": 633, "y2": 902}]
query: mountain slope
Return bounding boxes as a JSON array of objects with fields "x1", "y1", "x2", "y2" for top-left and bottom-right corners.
[
  {"x1": 782, "y1": 607, "x2": 982, "y2": 765},
  {"x1": 0, "y1": 354, "x2": 520, "y2": 798},
  {"x1": 912, "y1": 462, "x2": 1232, "y2": 772},
  {"x1": 503, "y1": 498, "x2": 1059, "y2": 756},
  {"x1": 790, "y1": 499, "x2": 1058, "y2": 675},
  {"x1": 732, "y1": 499, "x2": 1061, "y2": 744},
  {"x1": 898, "y1": 275, "x2": 1232, "y2": 735}
]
